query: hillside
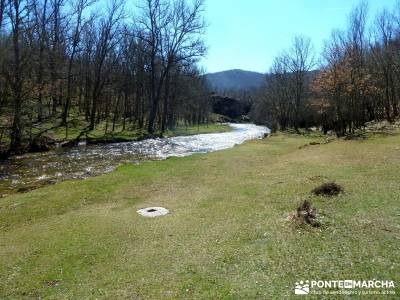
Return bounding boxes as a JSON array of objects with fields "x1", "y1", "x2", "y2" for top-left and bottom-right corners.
[{"x1": 205, "y1": 69, "x2": 265, "y2": 91}]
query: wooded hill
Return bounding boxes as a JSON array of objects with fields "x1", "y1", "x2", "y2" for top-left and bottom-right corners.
[{"x1": 205, "y1": 69, "x2": 265, "y2": 92}]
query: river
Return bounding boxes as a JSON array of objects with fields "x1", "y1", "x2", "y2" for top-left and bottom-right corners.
[{"x1": 0, "y1": 123, "x2": 268, "y2": 197}]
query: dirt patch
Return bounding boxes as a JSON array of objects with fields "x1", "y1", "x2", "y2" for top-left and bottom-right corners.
[
  {"x1": 312, "y1": 182, "x2": 343, "y2": 197},
  {"x1": 298, "y1": 138, "x2": 335, "y2": 149},
  {"x1": 29, "y1": 136, "x2": 57, "y2": 153},
  {"x1": 45, "y1": 279, "x2": 61, "y2": 287},
  {"x1": 343, "y1": 133, "x2": 367, "y2": 140},
  {"x1": 308, "y1": 175, "x2": 329, "y2": 182}
]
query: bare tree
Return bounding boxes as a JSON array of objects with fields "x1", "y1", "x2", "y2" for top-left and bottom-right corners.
[
  {"x1": 62, "y1": 0, "x2": 96, "y2": 136},
  {"x1": 89, "y1": 0, "x2": 124, "y2": 130},
  {"x1": 138, "y1": 0, "x2": 169, "y2": 134},
  {"x1": 371, "y1": 9, "x2": 397, "y2": 121},
  {"x1": 159, "y1": 0, "x2": 206, "y2": 133},
  {"x1": 32, "y1": 0, "x2": 50, "y2": 122},
  {"x1": 286, "y1": 35, "x2": 314, "y2": 130},
  {"x1": 347, "y1": 1, "x2": 368, "y2": 129},
  {"x1": 138, "y1": 0, "x2": 206, "y2": 134},
  {"x1": 0, "y1": 0, "x2": 5, "y2": 31},
  {"x1": 6, "y1": 0, "x2": 29, "y2": 153}
]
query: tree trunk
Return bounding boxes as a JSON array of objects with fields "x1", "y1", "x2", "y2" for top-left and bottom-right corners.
[{"x1": 161, "y1": 71, "x2": 170, "y2": 134}]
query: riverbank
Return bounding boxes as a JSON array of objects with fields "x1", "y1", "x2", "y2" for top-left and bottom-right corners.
[
  {"x1": 0, "y1": 124, "x2": 262, "y2": 197},
  {"x1": 0, "y1": 121, "x2": 232, "y2": 157},
  {"x1": 1, "y1": 129, "x2": 399, "y2": 298}
]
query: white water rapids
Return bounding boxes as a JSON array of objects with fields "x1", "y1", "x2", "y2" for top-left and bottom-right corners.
[{"x1": 125, "y1": 123, "x2": 269, "y2": 158}]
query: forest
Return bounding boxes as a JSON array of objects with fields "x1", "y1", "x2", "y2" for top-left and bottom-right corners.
[
  {"x1": 2, "y1": 0, "x2": 400, "y2": 157},
  {"x1": 252, "y1": 2, "x2": 400, "y2": 136},
  {"x1": 0, "y1": 0, "x2": 208, "y2": 156}
]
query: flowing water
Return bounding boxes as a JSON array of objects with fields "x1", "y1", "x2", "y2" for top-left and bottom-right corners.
[{"x1": 0, "y1": 123, "x2": 269, "y2": 197}]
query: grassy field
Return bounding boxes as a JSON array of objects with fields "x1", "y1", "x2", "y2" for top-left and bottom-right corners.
[{"x1": 0, "y1": 130, "x2": 399, "y2": 298}]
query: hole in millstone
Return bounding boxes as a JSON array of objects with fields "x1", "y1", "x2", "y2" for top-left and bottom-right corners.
[{"x1": 147, "y1": 209, "x2": 157, "y2": 212}]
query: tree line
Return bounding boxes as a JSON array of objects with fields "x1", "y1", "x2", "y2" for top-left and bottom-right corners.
[
  {"x1": 0, "y1": 0, "x2": 208, "y2": 156},
  {"x1": 252, "y1": 2, "x2": 400, "y2": 136}
]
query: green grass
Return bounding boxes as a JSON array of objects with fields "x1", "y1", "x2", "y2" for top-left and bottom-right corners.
[{"x1": 0, "y1": 131, "x2": 399, "y2": 299}]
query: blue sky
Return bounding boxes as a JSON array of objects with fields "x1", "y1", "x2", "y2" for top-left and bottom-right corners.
[{"x1": 200, "y1": 0, "x2": 398, "y2": 73}]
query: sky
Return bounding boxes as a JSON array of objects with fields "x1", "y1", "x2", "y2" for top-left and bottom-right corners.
[{"x1": 200, "y1": 0, "x2": 398, "y2": 73}]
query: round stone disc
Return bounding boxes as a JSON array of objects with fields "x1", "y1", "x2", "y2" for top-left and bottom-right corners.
[{"x1": 137, "y1": 207, "x2": 169, "y2": 217}]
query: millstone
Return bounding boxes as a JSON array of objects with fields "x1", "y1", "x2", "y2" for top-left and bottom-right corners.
[{"x1": 137, "y1": 207, "x2": 169, "y2": 217}]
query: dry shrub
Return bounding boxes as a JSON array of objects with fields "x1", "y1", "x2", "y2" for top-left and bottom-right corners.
[
  {"x1": 312, "y1": 182, "x2": 343, "y2": 197},
  {"x1": 296, "y1": 200, "x2": 320, "y2": 228}
]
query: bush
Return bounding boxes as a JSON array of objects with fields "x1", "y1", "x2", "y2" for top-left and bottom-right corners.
[{"x1": 296, "y1": 200, "x2": 320, "y2": 228}]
